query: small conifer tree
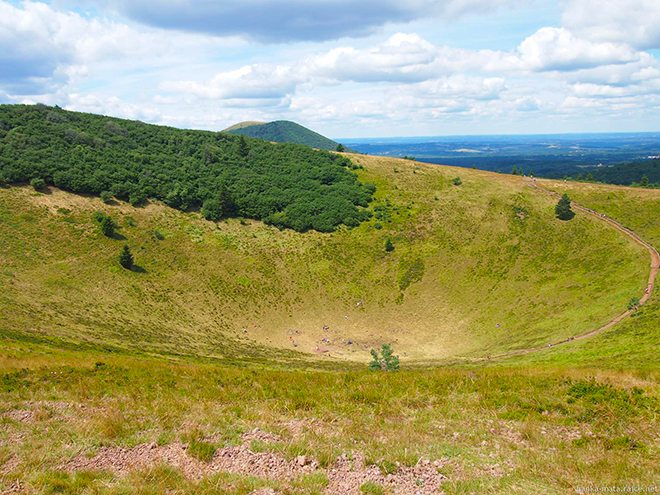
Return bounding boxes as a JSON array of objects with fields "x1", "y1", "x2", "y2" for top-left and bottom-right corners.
[
  {"x1": 640, "y1": 175, "x2": 649, "y2": 187},
  {"x1": 336, "y1": 143, "x2": 345, "y2": 152},
  {"x1": 100, "y1": 215, "x2": 116, "y2": 237},
  {"x1": 119, "y1": 245, "x2": 134, "y2": 270},
  {"x1": 555, "y1": 193, "x2": 575, "y2": 220},
  {"x1": 385, "y1": 237, "x2": 394, "y2": 252},
  {"x1": 586, "y1": 172, "x2": 594, "y2": 182},
  {"x1": 368, "y1": 344, "x2": 400, "y2": 372}
]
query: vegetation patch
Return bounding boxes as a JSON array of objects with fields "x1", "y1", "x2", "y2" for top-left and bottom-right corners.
[
  {"x1": 0, "y1": 104, "x2": 373, "y2": 232},
  {"x1": 398, "y1": 257, "x2": 425, "y2": 291}
]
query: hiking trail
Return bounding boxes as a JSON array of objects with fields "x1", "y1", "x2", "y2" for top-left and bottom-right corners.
[{"x1": 474, "y1": 180, "x2": 659, "y2": 362}]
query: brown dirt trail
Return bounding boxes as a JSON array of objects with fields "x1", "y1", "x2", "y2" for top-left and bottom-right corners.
[{"x1": 474, "y1": 180, "x2": 659, "y2": 362}]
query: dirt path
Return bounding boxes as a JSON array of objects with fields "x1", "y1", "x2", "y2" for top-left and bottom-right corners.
[{"x1": 474, "y1": 180, "x2": 659, "y2": 362}]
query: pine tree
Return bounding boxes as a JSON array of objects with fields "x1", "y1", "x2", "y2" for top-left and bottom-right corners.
[
  {"x1": 640, "y1": 175, "x2": 649, "y2": 187},
  {"x1": 586, "y1": 172, "x2": 594, "y2": 182},
  {"x1": 336, "y1": 143, "x2": 345, "y2": 152},
  {"x1": 100, "y1": 216, "x2": 116, "y2": 237},
  {"x1": 237, "y1": 135, "x2": 249, "y2": 158},
  {"x1": 368, "y1": 344, "x2": 400, "y2": 372},
  {"x1": 119, "y1": 245, "x2": 134, "y2": 270},
  {"x1": 511, "y1": 165, "x2": 518, "y2": 175},
  {"x1": 555, "y1": 193, "x2": 575, "y2": 220},
  {"x1": 385, "y1": 237, "x2": 394, "y2": 252}
]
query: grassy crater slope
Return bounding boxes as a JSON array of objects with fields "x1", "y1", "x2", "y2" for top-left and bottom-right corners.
[
  {"x1": 494, "y1": 179, "x2": 660, "y2": 371},
  {"x1": 0, "y1": 155, "x2": 649, "y2": 363},
  {"x1": 226, "y1": 120, "x2": 350, "y2": 151}
]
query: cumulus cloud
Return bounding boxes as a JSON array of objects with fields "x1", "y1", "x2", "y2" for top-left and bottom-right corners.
[
  {"x1": 161, "y1": 64, "x2": 300, "y2": 102},
  {"x1": 160, "y1": 29, "x2": 643, "y2": 107},
  {"x1": 96, "y1": 0, "x2": 520, "y2": 43},
  {"x1": 0, "y1": 1, "x2": 168, "y2": 94},
  {"x1": 563, "y1": 0, "x2": 660, "y2": 50},
  {"x1": 65, "y1": 94, "x2": 162, "y2": 121},
  {"x1": 514, "y1": 96, "x2": 541, "y2": 111},
  {"x1": 515, "y1": 27, "x2": 638, "y2": 72}
]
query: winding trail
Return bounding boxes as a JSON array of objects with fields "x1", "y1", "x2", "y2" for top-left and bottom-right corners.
[{"x1": 474, "y1": 180, "x2": 659, "y2": 362}]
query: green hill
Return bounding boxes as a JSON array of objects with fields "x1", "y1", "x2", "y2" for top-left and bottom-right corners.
[
  {"x1": 223, "y1": 121, "x2": 266, "y2": 132},
  {"x1": 225, "y1": 120, "x2": 350, "y2": 151},
  {"x1": 2, "y1": 112, "x2": 660, "y2": 491},
  {"x1": 0, "y1": 104, "x2": 372, "y2": 232}
]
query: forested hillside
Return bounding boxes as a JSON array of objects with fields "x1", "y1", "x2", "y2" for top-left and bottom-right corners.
[
  {"x1": 227, "y1": 120, "x2": 349, "y2": 151},
  {"x1": 569, "y1": 159, "x2": 660, "y2": 187},
  {"x1": 0, "y1": 105, "x2": 373, "y2": 232}
]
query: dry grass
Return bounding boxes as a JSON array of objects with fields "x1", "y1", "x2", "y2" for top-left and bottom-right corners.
[{"x1": 0, "y1": 156, "x2": 649, "y2": 363}]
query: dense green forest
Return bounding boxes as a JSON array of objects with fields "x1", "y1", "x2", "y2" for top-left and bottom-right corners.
[
  {"x1": 227, "y1": 120, "x2": 350, "y2": 152},
  {"x1": 566, "y1": 159, "x2": 660, "y2": 187},
  {"x1": 0, "y1": 104, "x2": 374, "y2": 232}
]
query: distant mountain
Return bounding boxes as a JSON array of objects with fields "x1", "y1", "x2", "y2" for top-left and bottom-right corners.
[
  {"x1": 225, "y1": 120, "x2": 351, "y2": 152},
  {"x1": 224, "y1": 121, "x2": 266, "y2": 132}
]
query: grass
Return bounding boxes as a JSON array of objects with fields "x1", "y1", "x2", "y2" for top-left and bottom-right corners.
[
  {"x1": 0, "y1": 352, "x2": 659, "y2": 493},
  {"x1": 486, "y1": 179, "x2": 660, "y2": 373},
  {"x1": 0, "y1": 156, "x2": 649, "y2": 364},
  {"x1": 1, "y1": 159, "x2": 660, "y2": 492}
]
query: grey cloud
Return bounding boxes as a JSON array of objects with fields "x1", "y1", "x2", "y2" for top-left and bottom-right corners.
[{"x1": 104, "y1": 0, "x2": 515, "y2": 42}]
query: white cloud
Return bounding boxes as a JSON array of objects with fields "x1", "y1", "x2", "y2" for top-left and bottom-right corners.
[
  {"x1": 161, "y1": 64, "x2": 299, "y2": 101},
  {"x1": 515, "y1": 28, "x2": 638, "y2": 72},
  {"x1": 65, "y1": 94, "x2": 162, "y2": 121},
  {"x1": 0, "y1": 1, "x2": 170, "y2": 94},
  {"x1": 563, "y1": 0, "x2": 660, "y2": 50},
  {"x1": 514, "y1": 96, "x2": 541, "y2": 111}
]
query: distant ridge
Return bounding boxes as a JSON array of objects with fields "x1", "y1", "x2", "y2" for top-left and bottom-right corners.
[
  {"x1": 224, "y1": 121, "x2": 266, "y2": 132},
  {"x1": 225, "y1": 120, "x2": 352, "y2": 152}
]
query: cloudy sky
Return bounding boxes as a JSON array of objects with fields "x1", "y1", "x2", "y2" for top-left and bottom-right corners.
[{"x1": 2, "y1": 0, "x2": 659, "y2": 137}]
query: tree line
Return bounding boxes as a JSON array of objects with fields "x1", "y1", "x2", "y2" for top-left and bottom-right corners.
[{"x1": 0, "y1": 104, "x2": 374, "y2": 232}]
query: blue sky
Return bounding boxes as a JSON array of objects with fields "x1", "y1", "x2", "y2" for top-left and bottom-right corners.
[{"x1": 1, "y1": 0, "x2": 659, "y2": 138}]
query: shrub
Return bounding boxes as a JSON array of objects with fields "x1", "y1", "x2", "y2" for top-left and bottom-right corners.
[
  {"x1": 452, "y1": 177, "x2": 462, "y2": 186},
  {"x1": 154, "y1": 230, "x2": 165, "y2": 240},
  {"x1": 628, "y1": 296, "x2": 641, "y2": 315},
  {"x1": 129, "y1": 191, "x2": 146, "y2": 207},
  {"x1": 384, "y1": 237, "x2": 394, "y2": 252},
  {"x1": 93, "y1": 211, "x2": 107, "y2": 223},
  {"x1": 100, "y1": 191, "x2": 113, "y2": 203},
  {"x1": 374, "y1": 222, "x2": 383, "y2": 230},
  {"x1": 30, "y1": 178, "x2": 46, "y2": 190}
]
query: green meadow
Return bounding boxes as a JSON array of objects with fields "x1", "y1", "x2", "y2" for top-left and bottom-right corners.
[{"x1": 1, "y1": 153, "x2": 659, "y2": 493}]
